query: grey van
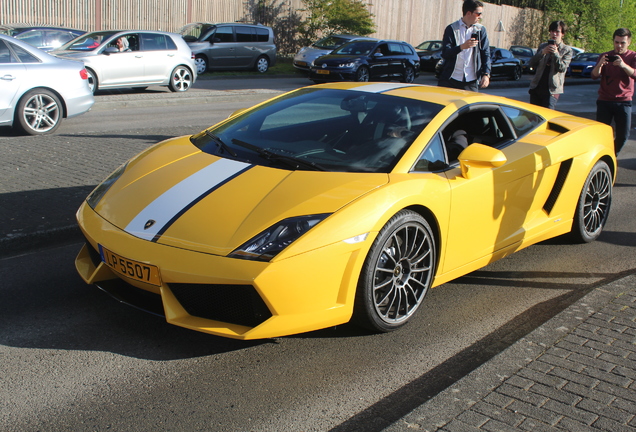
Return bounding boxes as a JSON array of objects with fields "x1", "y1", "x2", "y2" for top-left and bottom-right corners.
[{"x1": 180, "y1": 22, "x2": 276, "y2": 74}]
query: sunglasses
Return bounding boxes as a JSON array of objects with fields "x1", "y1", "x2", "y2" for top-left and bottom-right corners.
[{"x1": 473, "y1": 11, "x2": 483, "y2": 16}]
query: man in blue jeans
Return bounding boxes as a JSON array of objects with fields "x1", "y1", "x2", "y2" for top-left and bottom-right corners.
[
  {"x1": 438, "y1": 0, "x2": 491, "y2": 92},
  {"x1": 591, "y1": 28, "x2": 636, "y2": 154}
]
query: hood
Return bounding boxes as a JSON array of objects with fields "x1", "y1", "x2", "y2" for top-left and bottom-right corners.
[
  {"x1": 51, "y1": 50, "x2": 93, "y2": 59},
  {"x1": 94, "y1": 137, "x2": 388, "y2": 256},
  {"x1": 315, "y1": 54, "x2": 364, "y2": 65}
]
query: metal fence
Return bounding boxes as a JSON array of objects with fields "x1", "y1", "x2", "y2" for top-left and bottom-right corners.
[{"x1": 0, "y1": 0, "x2": 544, "y2": 54}]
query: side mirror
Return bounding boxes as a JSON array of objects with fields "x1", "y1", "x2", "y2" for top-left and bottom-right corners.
[
  {"x1": 373, "y1": 52, "x2": 383, "y2": 57},
  {"x1": 103, "y1": 47, "x2": 118, "y2": 55},
  {"x1": 458, "y1": 144, "x2": 507, "y2": 179}
]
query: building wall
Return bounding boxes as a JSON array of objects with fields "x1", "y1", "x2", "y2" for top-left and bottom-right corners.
[{"x1": 0, "y1": 0, "x2": 544, "y2": 51}]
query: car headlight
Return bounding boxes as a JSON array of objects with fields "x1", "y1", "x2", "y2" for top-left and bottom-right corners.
[
  {"x1": 229, "y1": 214, "x2": 330, "y2": 262},
  {"x1": 338, "y1": 62, "x2": 356, "y2": 68},
  {"x1": 86, "y1": 162, "x2": 127, "y2": 209}
]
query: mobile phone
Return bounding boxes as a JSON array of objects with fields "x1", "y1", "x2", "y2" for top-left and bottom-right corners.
[
  {"x1": 471, "y1": 32, "x2": 479, "y2": 40},
  {"x1": 548, "y1": 39, "x2": 555, "y2": 45},
  {"x1": 607, "y1": 55, "x2": 619, "y2": 62}
]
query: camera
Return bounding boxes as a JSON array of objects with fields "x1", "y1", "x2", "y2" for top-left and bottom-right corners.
[
  {"x1": 471, "y1": 32, "x2": 479, "y2": 40},
  {"x1": 548, "y1": 39, "x2": 556, "y2": 45},
  {"x1": 607, "y1": 55, "x2": 619, "y2": 62}
]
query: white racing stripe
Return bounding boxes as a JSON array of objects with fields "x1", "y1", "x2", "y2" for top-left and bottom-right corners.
[
  {"x1": 348, "y1": 83, "x2": 418, "y2": 93},
  {"x1": 125, "y1": 158, "x2": 252, "y2": 241}
]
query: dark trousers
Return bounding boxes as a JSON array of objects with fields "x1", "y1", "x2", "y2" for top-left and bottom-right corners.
[
  {"x1": 438, "y1": 78, "x2": 478, "y2": 92},
  {"x1": 596, "y1": 100, "x2": 632, "y2": 154},
  {"x1": 529, "y1": 91, "x2": 559, "y2": 110}
]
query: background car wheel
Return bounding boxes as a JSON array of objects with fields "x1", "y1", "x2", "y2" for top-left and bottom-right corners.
[
  {"x1": 255, "y1": 55, "x2": 270, "y2": 73},
  {"x1": 194, "y1": 55, "x2": 208, "y2": 74},
  {"x1": 353, "y1": 209, "x2": 436, "y2": 332},
  {"x1": 169, "y1": 66, "x2": 193, "y2": 92},
  {"x1": 15, "y1": 89, "x2": 63, "y2": 135},
  {"x1": 511, "y1": 65, "x2": 522, "y2": 81},
  {"x1": 402, "y1": 65, "x2": 415, "y2": 83},
  {"x1": 355, "y1": 66, "x2": 370, "y2": 82},
  {"x1": 570, "y1": 160, "x2": 612, "y2": 243},
  {"x1": 86, "y1": 68, "x2": 98, "y2": 94}
]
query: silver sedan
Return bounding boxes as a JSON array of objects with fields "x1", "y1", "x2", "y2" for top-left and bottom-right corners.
[
  {"x1": 52, "y1": 30, "x2": 196, "y2": 94},
  {"x1": 0, "y1": 34, "x2": 94, "y2": 135}
]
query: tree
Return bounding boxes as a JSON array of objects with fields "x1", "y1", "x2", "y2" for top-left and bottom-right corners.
[{"x1": 298, "y1": 0, "x2": 375, "y2": 46}]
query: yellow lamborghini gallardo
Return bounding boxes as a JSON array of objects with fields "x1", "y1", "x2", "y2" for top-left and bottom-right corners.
[{"x1": 75, "y1": 82, "x2": 616, "y2": 340}]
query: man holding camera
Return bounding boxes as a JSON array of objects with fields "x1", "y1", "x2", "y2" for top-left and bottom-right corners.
[
  {"x1": 438, "y1": 0, "x2": 491, "y2": 92},
  {"x1": 591, "y1": 28, "x2": 636, "y2": 154},
  {"x1": 528, "y1": 21, "x2": 573, "y2": 109}
]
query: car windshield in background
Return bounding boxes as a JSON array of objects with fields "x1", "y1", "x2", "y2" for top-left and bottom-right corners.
[
  {"x1": 574, "y1": 53, "x2": 599, "y2": 62},
  {"x1": 510, "y1": 47, "x2": 532, "y2": 56},
  {"x1": 332, "y1": 41, "x2": 376, "y2": 56},
  {"x1": 180, "y1": 23, "x2": 216, "y2": 42},
  {"x1": 191, "y1": 88, "x2": 443, "y2": 173},
  {"x1": 313, "y1": 35, "x2": 353, "y2": 49},
  {"x1": 416, "y1": 41, "x2": 441, "y2": 51},
  {"x1": 60, "y1": 31, "x2": 118, "y2": 51}
]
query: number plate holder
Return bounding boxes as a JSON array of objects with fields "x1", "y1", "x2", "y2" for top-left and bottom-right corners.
[{"x1": 99, "y1": 245, "x2": 162, "y2": 286}]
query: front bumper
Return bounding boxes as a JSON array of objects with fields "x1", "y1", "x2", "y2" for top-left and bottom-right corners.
[
  {"x1": 75, "y1": 202, "x2": 373, "y2": 340},
  {"x1": 309, "y1": 68, "x2": 356, "y2": 82}
]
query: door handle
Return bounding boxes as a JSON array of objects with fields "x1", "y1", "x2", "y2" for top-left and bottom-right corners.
[{"x1": 1, "y1": 74, "x2": 16, "y2": 81}]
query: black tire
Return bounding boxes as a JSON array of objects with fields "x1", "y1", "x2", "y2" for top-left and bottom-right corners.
[
  {"x1": 169, "y1": 66, "x2": 193, "y2": 92},
  {"x1": 570, "y1": 160, "x2": 612, "y2": 243},
  {"x1": 355, "y1": 66, "x2": 370, "y2": 82},
  {"x1": 255, "y1": 55, "x2": 270, "y2": 73},
  {"x1": 353, "y1": 209, "x2": 436, "y2": 332},
  {"x1": 15, "y1": 89, "x2": 63, "y2": 135},
  {"x1": 402, "y1": 65, "x2": 415, "y2": 83},
  {"x1": 511, "y1": 65, "x2": 522, "y2": 81},
  {"x1": 194, "y1": 55, "x2": 207, "y2": 74},
  {"x1": 86, "y1": 68, "x2": 98, "y2": 94}
]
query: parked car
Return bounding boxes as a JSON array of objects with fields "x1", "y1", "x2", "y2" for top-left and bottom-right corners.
[
  {"x1": 293, "y1": 34, "x2": 362, "y2": 72},
  {"x1": 415, "y1": 40, "x2": 442, "y2": 71},
  {"x1": 52, "y1": 30, "x2": 196, "y2": 94},
  {"x1": 567, "y1": 53, "x2": 600, "y2": 77},
  {"x1": 0, "y1": 34, "x2": 93, "y2": 135},
  {"x1": 180, "y1": 22, "x2": 276, "y2": 74},
  {"x1": 75, "y1": 82, "x2": 615, "y2": 339},
  {"x1": 509, "y1": 45, "x2": 535, "y2": 73},
  {"x1": 435, "y1": 47, "x2": 522, "y2": 81},
  {"x1": 570, "y1": 46, "x2": 585, "y2": 56},
  {"x1": 0, "y1": 24, "x2": 85, "y2": 52},
  {"x1": 309, "y1": 39, "x2": 420, "y2": 83}
]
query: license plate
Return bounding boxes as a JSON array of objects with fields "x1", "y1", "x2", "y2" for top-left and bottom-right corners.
[
  {"x1": 296, "y1": 61, "x2": 307, "y2": 66},
  {"x1": 99, "y1": 245, "x2": 161, "y2": 286},
  {"x1": 317, "y1": 69, "x2": 330, "y2": 75},
  {"x1": 572, "y1": 69, "x2": 582, "y2": 73}
]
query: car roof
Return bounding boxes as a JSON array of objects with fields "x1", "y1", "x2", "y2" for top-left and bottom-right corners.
[{"x1": 0, "y1": 23, "x2": 84, "y2": 33}]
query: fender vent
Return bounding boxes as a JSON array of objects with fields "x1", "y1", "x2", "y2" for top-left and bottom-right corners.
[
  {"x1": 547, "y1": 122, "x2": 569, "y2": 134},
  {"x1": 543, "y1": 158, "x2": 573, "y2": 214}
]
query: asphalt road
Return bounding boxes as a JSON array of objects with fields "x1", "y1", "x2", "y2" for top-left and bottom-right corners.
[{"x1": 1, "y1": 76, "x2": 635, "y2": 431}]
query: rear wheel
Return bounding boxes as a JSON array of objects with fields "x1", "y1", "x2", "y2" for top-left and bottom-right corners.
[
  {"x1": 355, "y1": 66, "x2": 370, "y2": 82},
  {"x1": 570, "y1": 160, "x2": 612, "y2": 243},
  {"x1": 255, "y1": 55, "x2": 270, "y2": 73},
  {"x1": 169, "y1": 66, "x2": 193, "y2": 92},
  {"x1": 15, "y1": 89, "x2": 63, "y2": 135},
  {"x1": 353, "y1": 210, "x2": 436, "y2": 332}
]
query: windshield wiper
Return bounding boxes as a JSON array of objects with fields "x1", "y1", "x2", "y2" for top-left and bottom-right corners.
[
  {"x1": 231, "y1": 138, "x2": 325, "y2": 171},
  {"x1": 204, "y1": 131, "x2": 238, "y2": 157}
]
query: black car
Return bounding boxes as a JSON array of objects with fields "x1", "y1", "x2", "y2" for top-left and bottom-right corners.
[
  {"x1": 0, "y1": 24, "x2": 85, "y2": 52},
  {"x1": 509, "y1": 45, "x2": 535, "y2": 73},
  {"x1": 415, "y1": 40, "x2": 442, "y2": 71},
  {"x1": 434, "y1": 47, "x2": 522, "y2": 81},
  {"x1": 309, "y1": 39, "x2": 420, "y2": 83}
]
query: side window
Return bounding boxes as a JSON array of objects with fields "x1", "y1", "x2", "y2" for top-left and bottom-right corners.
[
  {"x1": 256, "y1": 28, "x2": 269, "y2": 42},
  {"x1": 140, "y1": 34, "x2": 170, "y2": 51},
  {"x1": 501, "y1": 106, "x2": 544, "y2": 137},
  {"x1": 235, "y1": 27, "x2": 254, "y2": 42},
  {"x1": 212, "y1": 27, "x2": 234, "y2": 43},
  {"x1": 0, "y1": 40, "x2": 17, "y2": 63},
  {"x1": 375, "y1": 43, "x2": 389, "y2": 55},
  {"x1": 413, "y1": 133, "x2": 447, "y2": 171},
  {"x1": 8, "y1": 41, "x2": 39, "y2": 63}
]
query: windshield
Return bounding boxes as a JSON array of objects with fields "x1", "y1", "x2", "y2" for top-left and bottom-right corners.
[
  {"x1": 573, "y1": 53, "x2": 599, "y2": 62},
  {"x1": 416, "y1": 41, "x2": 441, "y2": 51},
  {"x1": 332, "y1": 41, "x2": 376, "y2": 56},
  {"x1": 191, "y1": 88, "x2": 443, "y2": 173},
  {"x1": 313, "y1": 35, "x2": 353, "y2": 50},
  {"x1": 59, "y1": 31, "x2": 118, "y2": 51},
  {"x1": 510, "y1": 47, "x2": 531, "y2": 56}
]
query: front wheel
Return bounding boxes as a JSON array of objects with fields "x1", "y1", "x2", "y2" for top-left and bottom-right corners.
[
  {"x1": 355, "y1": 66, "x2": 370, "y2": 82},
  {"x1": 255, "y1": 55, "x2": 270, "y2": 73},
  {"x1": 194, "y1": 55, "x2": 207, "y2": 74},
  {"x1": 570, "y1": 160, "x2": 612, "y2": 243},
  {"x1": 169, "y1": 66, "x2": 193, "y2": 92},
  {"x1": 15, "y1": 89, "x2": 63, "y2": 135},
  {"x1": 511, "y1": 65, "x2": 522, "y2": 81},
  {"x1": 353, "y1": 210, "x2": 436, "y2": 332},
  {"x1": 86, "y1": 68, "x2": 98, "y2": 94},
  {"x1": 402, "y1": 65, "x2": 415, "y2": 83}
]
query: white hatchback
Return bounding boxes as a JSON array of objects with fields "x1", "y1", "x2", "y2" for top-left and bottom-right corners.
[{"x1": 52, "y1": 30, "x2": 196, "y2": 94}]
